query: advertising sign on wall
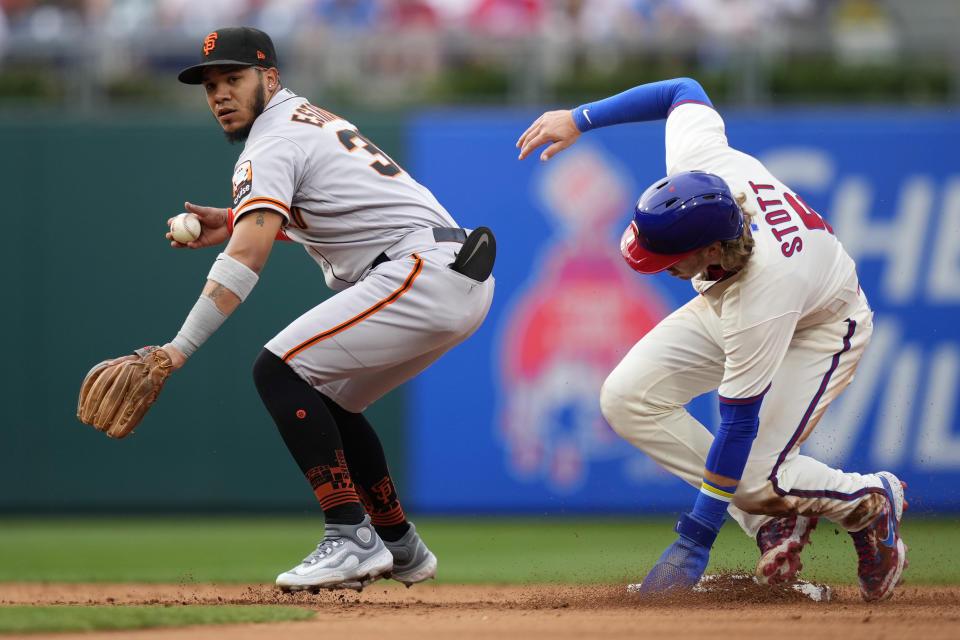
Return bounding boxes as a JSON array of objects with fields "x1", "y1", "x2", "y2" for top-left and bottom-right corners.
[{"x1": 407, "y1": 109, "x2": 960, "y2": 514}]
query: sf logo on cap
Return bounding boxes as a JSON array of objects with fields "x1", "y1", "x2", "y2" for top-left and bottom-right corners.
[{"x1": 203, "y1": 32, "x2": 218, "y2": 56}]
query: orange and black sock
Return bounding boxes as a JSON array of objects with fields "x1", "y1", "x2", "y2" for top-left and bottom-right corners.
[
  {"x1": 320, "y1": 395, "x2": 411, "y2": 542},
  {"x1": 252, "y1": 349, "x2": 364, "y2": 525}
]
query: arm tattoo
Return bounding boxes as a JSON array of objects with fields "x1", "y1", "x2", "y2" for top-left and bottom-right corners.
[
  {"x1": 207, "y1": 283, "x2": 228, "y2": 301},
  {"x1": 256, "y1": 212, "x2": 265, "y2": 227}
]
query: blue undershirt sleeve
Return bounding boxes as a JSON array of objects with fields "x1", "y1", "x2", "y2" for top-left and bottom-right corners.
[
  {"x1": 572, "y1": 78, "x2": 713, "y2": 132},
  {"x1": 705, "y1": 388, "x2": 768, "y2": 481},
  {"x1": 683, "y1": 387, "x2": 768, "y2": 540}
]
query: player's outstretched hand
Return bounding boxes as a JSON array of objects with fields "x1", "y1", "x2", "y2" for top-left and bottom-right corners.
[
  {"x1": 516, "y1": 110, "x2": 580, "y2": 162},
  {"x1": 166, "y1": 202, "x2": 231, "y2": 249},
  {"x1": 636, "y1": 535, "x2": 710, "y2": 595}
]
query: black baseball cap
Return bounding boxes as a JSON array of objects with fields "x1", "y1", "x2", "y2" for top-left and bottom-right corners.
[{"x1": 178, "y1": 27, "x2": 278, "y2": 85}]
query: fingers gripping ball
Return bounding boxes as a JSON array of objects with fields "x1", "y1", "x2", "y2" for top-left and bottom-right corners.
[
  {"x1": 170, "y1": 213, "x2": 201, "y2": 243},
  {"x1": 77, "y1": 346, "x2": 173, "y2": 438}
]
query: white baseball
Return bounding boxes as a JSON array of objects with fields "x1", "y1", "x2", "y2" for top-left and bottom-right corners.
[{"x1": 170, "y1": 213, "x2": 201, "y2": 243}]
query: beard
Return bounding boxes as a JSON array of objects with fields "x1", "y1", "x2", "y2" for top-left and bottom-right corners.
[{"x1": 224, "y1": 82, "x2": 267, "y2": 144}]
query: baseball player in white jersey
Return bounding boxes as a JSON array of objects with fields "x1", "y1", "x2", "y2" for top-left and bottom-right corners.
[
  {"x1": 126, "y1": 26, "x2": 494, "y2": 592},
  {"x1": 517, "y1": 78, "x2": 906, "y2": 601}
]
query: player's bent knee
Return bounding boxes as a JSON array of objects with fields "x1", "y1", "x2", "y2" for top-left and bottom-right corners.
[
  {"x1": 599, "y1": 379, "x2": 631, "y2": 436},
  {"x1": 600, "y1": 365, "x2": 644, "y2": 423},
  {"x1": 599, "y1": 380, "x2": 618, "y2": 423},
  {"x1": 600, "y1": 379, "x2": 660, "y2": 447},
  {"x1": 252, "y1": 348, "x2": 301, "y2": 396}
]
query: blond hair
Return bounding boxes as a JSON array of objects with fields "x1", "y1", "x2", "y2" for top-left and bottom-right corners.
[{"x1": 718, "y1": 193, "x2": 755, "y2": 271}]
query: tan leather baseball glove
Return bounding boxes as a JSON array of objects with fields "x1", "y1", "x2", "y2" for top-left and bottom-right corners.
[{"x1": 77, "y1": 346, "x2": 173, "y2": 438}]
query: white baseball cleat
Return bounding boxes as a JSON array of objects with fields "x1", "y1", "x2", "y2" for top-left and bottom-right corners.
[{"x1": 276, "y1": 514, "x2": 393, "y2": 593}]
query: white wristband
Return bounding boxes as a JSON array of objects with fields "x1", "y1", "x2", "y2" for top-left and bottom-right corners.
[{"x1": 207, "y1": 252, "x2": 259, "y2": 301}]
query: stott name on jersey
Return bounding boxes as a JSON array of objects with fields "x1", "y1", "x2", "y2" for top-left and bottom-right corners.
[{"x1": 748, "y1": 180, "x2": 835, "y2": 257}]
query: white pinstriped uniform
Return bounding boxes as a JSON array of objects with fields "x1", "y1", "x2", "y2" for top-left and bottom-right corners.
[
  {"x1": 231, "y1": 89, "x2": 494, "y2": 412},
  {"x1": 601, "y1": 103, "x2": 887, "y2": 536}
]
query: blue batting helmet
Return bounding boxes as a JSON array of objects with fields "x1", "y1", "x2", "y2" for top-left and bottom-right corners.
[{"x1": 620, "y1": 171, "x2": 743, "y2": 274}]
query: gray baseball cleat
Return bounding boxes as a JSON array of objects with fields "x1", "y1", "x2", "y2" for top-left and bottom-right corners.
[
  {"x1": 385, "y1": 522, "x2": 438, "y2": 587},
  {"x1": 276, "y1": 514, "x2": 393, "y2": 593}
]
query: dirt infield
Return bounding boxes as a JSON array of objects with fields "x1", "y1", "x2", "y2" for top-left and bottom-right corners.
[{"x1": 2, "y1": 581, "x2": 958, "y2": 640}]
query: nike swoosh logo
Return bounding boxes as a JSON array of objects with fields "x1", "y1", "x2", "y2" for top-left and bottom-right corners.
[
  {"x1": 879, "y1": 476, "x2": 897, "y2": 547},
  {"x1": 462, "y1": 234, "x2": 489, "y2": 264},
  {"x1": 583, "y1": 109, "x2": 592, "y2": 124}
]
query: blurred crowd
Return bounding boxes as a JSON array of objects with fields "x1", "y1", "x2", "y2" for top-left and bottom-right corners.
[
  {"x1": 0, "y1": 0, "x2": 823, "y2": 43},
  {"x1": 0, "y1": 0, "x2": 939, "y2": 107}
]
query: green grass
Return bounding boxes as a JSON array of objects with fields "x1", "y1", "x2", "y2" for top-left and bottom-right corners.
[
  {"x1": 0, "y1": 515, "x2": 956, "y2": 586},
  {"x1": 1, "y1": 516, "x2": 955, "y2": 634},
  {"x1": 0, "y1": 605, "x2": 314, "y2": 634}
]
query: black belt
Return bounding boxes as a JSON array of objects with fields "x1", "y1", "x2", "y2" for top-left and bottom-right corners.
[{"x1": 371, "y1": 227, "x2": 467, "y2": 269}]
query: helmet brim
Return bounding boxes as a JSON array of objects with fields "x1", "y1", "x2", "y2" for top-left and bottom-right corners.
[{"x1": 620, "y1": 222, "x2": 700, "y2": 274}]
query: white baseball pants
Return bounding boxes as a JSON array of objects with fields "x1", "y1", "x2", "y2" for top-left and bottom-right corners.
[
  {"x1": 600, "y1": 290, "x2": 886, "y2": 537},
  {"x1": 267, "y1": 235, "x2": 494, "y2": 413}
]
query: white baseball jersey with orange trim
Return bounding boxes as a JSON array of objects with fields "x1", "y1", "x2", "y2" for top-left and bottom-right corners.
[
  {"x1": 230, "y1": 88, "x2": 494, "y2": 412},
  {"x1": 233, "y1": 88, "x2": 458, "y2": 291},
  {"x1": 603, "y1": 103, "x2": 885, "y2": 537}
]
